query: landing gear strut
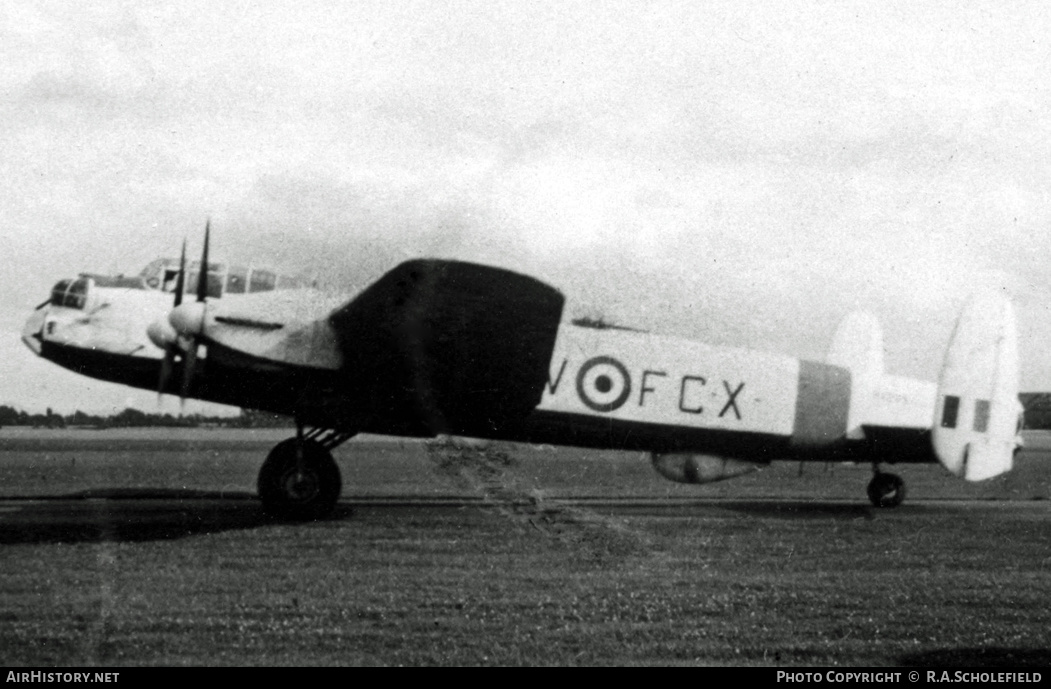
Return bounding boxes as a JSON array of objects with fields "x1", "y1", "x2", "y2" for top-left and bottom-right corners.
[
  {"x1": 867, "y1": 470, "x2": 906, "y2": 508},
  {"x1": 257, "y1": 426, "x2": 353, "y2": 520}
]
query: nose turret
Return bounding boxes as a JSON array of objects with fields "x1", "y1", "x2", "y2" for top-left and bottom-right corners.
[
  {"x1": 21, "y1": 307, "x2": 46, "y2": 355},
  {"x1": 22, "y1": 276, "x2": 98, "y2": 356},
  {"x1": 49, "y1": 277, "x2": 95, "y2": 311}
]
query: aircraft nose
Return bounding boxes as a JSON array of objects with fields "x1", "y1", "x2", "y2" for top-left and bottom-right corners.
[{"x1": 21, "y1": 307, "x2": 46, "y2": 355}]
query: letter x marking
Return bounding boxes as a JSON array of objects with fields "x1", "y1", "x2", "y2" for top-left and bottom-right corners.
[{"x1": 719, "y1": 381, "x2": 744, "y2": 419}]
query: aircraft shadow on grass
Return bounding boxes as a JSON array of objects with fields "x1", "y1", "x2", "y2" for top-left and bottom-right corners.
[
  {"x1": 900, "y1": 647, "x2": 1051, "y2": 667},
  {"x1": 0, "y1": 490, "x2": 355, "y2": 545},
  {"x1": 712, "y1": 500, "x2": 984, "y2": 521},
  {"x1": 713, "y1": 500, "x2": 879, "y2": 520}
]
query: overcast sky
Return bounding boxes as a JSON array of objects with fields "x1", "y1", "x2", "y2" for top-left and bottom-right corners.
[{"x1": 2, "y1": 1, "x2": 1050, "y2": 414}]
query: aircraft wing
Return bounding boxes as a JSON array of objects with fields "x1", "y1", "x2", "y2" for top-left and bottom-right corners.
[
  {"x1": 192, "y1": 259, "x2": 565, "y2": 435},
  {"x1": 327, "y1": 260, "x2": 565, "y2": 435}
]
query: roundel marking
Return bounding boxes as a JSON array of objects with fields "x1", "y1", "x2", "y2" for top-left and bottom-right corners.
[{"x1": 576, "y1": 356, "x2": 632, "y2": 412}]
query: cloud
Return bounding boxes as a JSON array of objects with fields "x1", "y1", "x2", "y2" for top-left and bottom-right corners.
[{"x1": 5, "y1": 0, "x2": 1051, "y2": 415}]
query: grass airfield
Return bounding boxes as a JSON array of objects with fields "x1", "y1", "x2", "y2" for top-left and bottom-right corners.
[{"x1": 0, "y1": 428, "x2": 1049, "y2": 666}]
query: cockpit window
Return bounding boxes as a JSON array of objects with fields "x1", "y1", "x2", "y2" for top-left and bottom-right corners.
[
  {"x1": 205, "y1": 272, "x2": 223, "y2": 298},
  {"x1": 161, "y1": 269, "x2": 180, "y2": 292},
  {"x1": 249, "y1": 269, "x2": 276, "y2": 293},
  {"x1": 226, "y1": 266, "x2": 248, "y2": 294},
  {"x1": 184, "y1": 271, "x2": 224, "y2": 299},
  {"x1": 147, "y1": 259, "x2": 224, "y2": 299},
  {"x1": 50, "y1": 278, "x2": 92, "y2": 310}
]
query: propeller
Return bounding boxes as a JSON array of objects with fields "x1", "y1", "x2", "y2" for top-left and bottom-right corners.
[
  {"x1": 160, "y1": 239, "x2": 186, "y2": 395},
  {"x1": 146, "y1": 221, "x2": 212, "y2": 403},
  {"x1": 147, "y1": 239, "x2": 186, "y2": 397},
  {"x1": 173, "y1": 221, "x2": 211, "y2": 401}
]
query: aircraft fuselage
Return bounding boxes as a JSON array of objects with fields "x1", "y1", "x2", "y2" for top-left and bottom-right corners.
[{"x1": 23, "y1": 284, "x2": 932, "y2": 465}]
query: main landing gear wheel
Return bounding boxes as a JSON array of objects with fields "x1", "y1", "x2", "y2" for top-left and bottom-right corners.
[
  {"x1": 257, "y1": 438, "x2": 341, "y2": 521},
  {"x1": 867, "y1": 472, "x2": 906, "y2": 508}
]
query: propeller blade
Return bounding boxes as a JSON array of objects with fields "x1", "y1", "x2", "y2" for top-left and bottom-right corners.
[
  {"x1": 156, "y1": 239, "x2": 187, "y2": 399},
  {"x1": 196, "y1": 220, "x2": 210, "y2": 303},
  {"x1": 172, "y1": 221, "x2": 211, "y2": 403},
  {"x1": 173, "y1": 239, "x2": 186, "y2": 308},
  {"x1": 158, "y1": 348, "x2": 175, "y2": 398},
  {"x1": 181, "y1": 341, "x2": 198, "y2": 401}
]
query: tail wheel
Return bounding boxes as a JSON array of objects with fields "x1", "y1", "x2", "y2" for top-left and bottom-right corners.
[
  {"x1": 867, "y1": 472, "x2": 906, "y2": 508},
  {"x1": 258, "y1": 438, "x2": 341, "y2": 520}
]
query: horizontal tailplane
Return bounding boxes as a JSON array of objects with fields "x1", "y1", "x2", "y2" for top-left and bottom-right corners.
[{"x1": 932, "y1": 294, "x2": 1020, "y2": 481}]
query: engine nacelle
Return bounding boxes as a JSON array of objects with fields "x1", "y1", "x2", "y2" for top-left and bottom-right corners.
[
  {"x1": 651, "y1": 453, "x2": 760, "y2": 485},
  {"x1": 147, "y1": 317, "x2": 178, "y2": 350},
  {"x1": 169, "y1": 301, "x2": 208, "y2": 337}
]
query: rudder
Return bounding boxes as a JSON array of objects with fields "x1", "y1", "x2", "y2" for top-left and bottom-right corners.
[
  {"x1": 932, "y1": 294, "x2": 1021, "y2": 481},
  {"x1": 827, "y1": 311, "x2": 884, "y2": 439}
]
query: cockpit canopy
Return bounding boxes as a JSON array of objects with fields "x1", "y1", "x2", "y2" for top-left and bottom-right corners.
[
  {"x1": 138, "y1": 258, "x2": 312, "y2": 299},
  {"x1": 50, "y1": 259, "x2": 313, "y2": 309}
]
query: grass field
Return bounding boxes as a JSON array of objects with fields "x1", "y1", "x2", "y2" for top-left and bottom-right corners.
[
  {"x1": 2, "y1": 427, "x2": 1050, "y2": 501},
  {"x1": 0, "y1": 429, "x2": 1049, "y2": 666}
]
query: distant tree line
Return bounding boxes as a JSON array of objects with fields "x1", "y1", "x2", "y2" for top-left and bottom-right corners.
[
  {"x1": 0, "y1": 405, "x2": 293, "y2": 429},
  {"x1": 5, "y1": 395, "x2": 1044, "y2": 430},
  {"x1": 1020, "y1": 393, "x2": 1051, "y2": 431}
]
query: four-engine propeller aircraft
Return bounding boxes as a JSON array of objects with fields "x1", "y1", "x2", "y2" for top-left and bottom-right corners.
[{"x1": 22, "y1": 227, "x2": 1023, "y2": 519}]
